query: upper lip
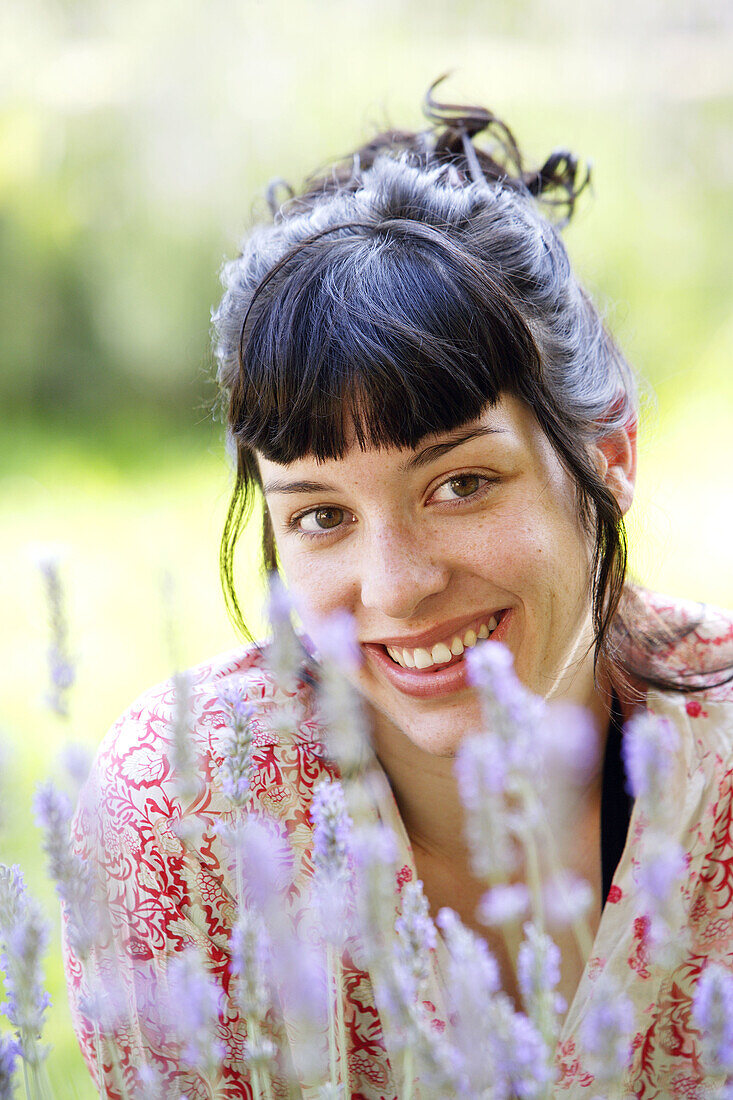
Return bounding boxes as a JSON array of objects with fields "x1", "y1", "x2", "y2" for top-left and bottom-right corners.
[{"x1": 361, "y1": 609, "x2": 507, "y2": 651}]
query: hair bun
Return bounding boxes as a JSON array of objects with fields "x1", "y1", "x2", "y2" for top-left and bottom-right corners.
[{"x1": 423, "y1": 74, "x2": 591, "y2": 225}]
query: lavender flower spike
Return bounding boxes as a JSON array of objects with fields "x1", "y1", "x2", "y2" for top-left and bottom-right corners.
[
  {"x1": 163, "y1": 948, "x2": 224, "y2": 1076},
  {"x1": 33, "y1": 780, "x2": 102, "y2": 959},
  {"x1": 517, "y1": 921, "x2": 564, "y2": 1052},
  {"x1": 394, "y1": 880, "x2": 437, "y2": 1001},
  {"x1": 579, "y1": 975, "x2": 635, "y2": 1085},
  {"x1": 0, "y1": 864, "x2": 51, "y2": 1069},
  {"x1": 218, "y1": 684, "x2": 256, "y2": 806},
  {"x1": 692, "y1": 962, "x2": 733, "y2": 1073},
  {"x1": 36, "y1": 551, "x2": 76, "y2": 719},
  {"x1": 311, "y1": 779, "x2": 353, "y2": 947},
  {"x1": 0, "y1": 1033, "x2": 18, "y2": 1100},
  {"x1": 622, "y1": 712, "x2": 678, "y2": 805}
]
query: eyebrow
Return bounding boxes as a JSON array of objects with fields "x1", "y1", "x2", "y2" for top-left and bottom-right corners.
[{"x1": 262, "y1": 426, "x2": 507, "y2": 495}]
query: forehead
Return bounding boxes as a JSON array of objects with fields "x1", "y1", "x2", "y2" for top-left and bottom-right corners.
[{"x1": 257, "y1": 396, "x2": 547, "y2": 486}]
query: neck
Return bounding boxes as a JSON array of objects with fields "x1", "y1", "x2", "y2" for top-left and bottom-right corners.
[
  {"x1": 368, "y1": 654, "x2": 616, "y2": 869},
  {"x1": 371, "y1": 713, "x2": 473, "y2": 865}
]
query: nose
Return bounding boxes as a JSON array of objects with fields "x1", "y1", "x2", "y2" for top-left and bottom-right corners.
[{"x1": 358, "y1": 521, "x2": 450, "y2": 619}]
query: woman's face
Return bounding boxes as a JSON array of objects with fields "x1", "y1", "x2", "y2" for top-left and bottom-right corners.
[{"x1": 259, "y1": 394, "x2": 631, "y2": 757}]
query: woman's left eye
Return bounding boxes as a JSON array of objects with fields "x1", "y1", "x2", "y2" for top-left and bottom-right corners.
[{"x1": 430, "y1": 474, "x2": 489, "y2": 503}]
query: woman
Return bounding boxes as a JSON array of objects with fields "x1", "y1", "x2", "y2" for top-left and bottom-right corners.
[{"x1": 65, "y1": 86, "x2": 733, "y2": 1098}]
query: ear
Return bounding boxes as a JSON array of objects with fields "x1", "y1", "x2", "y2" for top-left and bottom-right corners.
[{"x1": 590, "y1": 416, "x2": 637, "y2": 516}]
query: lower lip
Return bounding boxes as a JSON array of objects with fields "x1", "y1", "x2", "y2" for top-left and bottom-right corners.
[{"x1": 362, "y1": 611, "x2": 512, "y2": 700}]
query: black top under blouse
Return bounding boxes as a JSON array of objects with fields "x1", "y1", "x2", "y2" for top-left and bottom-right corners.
[{"x1": 600, "y1": 690, "x2": 634, "y2": 907}]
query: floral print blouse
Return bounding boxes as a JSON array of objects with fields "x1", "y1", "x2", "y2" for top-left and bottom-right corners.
[{"x1": 63, "y1": 588, "x2": 733, "y2": 1099}]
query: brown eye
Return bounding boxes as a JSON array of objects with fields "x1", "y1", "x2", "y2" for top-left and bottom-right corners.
[
  {"x1": 314, "y1": 507, "x2": 344, "y2": 529},
  {"x1": 298, "y1": 506, "x2": 347, "y2": 534},
  {"x1": 449, "y1": 474, "x2": 481, "y2": 498}
]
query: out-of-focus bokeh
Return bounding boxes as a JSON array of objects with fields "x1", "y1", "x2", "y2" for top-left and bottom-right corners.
[{"x1": 1, "y1": 0, "x2": 732, "y2": 1092}]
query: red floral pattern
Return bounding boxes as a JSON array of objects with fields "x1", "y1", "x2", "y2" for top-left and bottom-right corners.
[{"x1": 63, "y1": 590, "x2": 733, "y2": 1097}]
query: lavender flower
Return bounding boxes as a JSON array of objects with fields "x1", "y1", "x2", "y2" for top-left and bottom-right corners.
[
  {"x1": 622, "y1": 712, "x2": 678, "y2": 805},
  {"x1": 636, "y1": 834, "x2": 686, "y2": 903},
  {"x1": 692, "y1": 962, "x2": 733, "y2": 1073},
  {"x1": 311, "y1": 779, "x2": 353, "y2": 946},
  {"x1": 579, "y1": 976, "x2": 635, "y2": 1085},
  {"x1": 266, "y1": 574, "x2": 306, "y2": 693},
  {"x1": 304, "y1": 609, "x2": 362, "y2": 673},
  {"x1": 218, "y1": 684, "x2": 255, "y2": 806},
  {"x1": 478, "y1": 883, "x2": 530, "y2": 926},
  {"x1": 58, "y1": 742, "x2": 92, "y2": 791},
  {"x1": 37, "y1": 552, "x2": 76, "y2": 719},
  {"x1": 437, "y1": 908, "x2": 551, "y2": 1099},
  {"x1": 543, "y1": 873, "x2": 593, "y2": 927},
  {"x1": 517, "y1": 922, "x2": 565, "y2": 1051},
  {"x1": 0, "y1": 1034, "x2": 18, "y2": 1100},
  {"x1": 394, "y1": 880, "x2": 437, "y2": 1002},
  {"x1": 0, "y1": 867, "x2": 25, "y2": 933},
  {"x1": 466, "y1": 640, "x2": 546, "y2": 748},
  {"x1": 0, "y1": 866, "x2": 50, "y2": 1068},
  {"x1": 230, "y1": 908, "x2": 271, "y2": 1021},
  {"x1": 163, "y1": 949, "x2": 224, "y2": 1074},
  {"x1": 453, "y1": 733, "x2": 515, "y2": 878},
  {"x1": 171, "y1": 668, "x2": 198, "y2": 808},
  {"x1": 33, "y1": 780, "x2": 103, "y2": 958}
]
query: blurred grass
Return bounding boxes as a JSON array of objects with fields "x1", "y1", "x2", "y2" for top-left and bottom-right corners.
[{"x1": 1, "y1": 0, "x2": 732, "y2": 1093}]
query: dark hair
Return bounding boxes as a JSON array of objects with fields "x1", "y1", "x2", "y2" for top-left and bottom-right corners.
[{"x1": 212, "y1": 81, "x2": 729, "y2": 696}]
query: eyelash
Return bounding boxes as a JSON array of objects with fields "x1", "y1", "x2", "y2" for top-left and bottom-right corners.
[{"x1": 285, "y1": 472, "x2": 499, "y2": 542}]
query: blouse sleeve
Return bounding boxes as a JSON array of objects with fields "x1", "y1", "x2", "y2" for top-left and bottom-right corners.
[{"x1": 61, "y1": 682, "x2": 297, "y2": 1100}]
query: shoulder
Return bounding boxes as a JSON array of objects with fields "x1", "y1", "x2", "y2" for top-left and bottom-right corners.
[
  {"x1": 82, "y1": 642, "x2": 327, "y2": 829},
  {"x1": 619, "y1": 586, "x2": 733, "y2": 703}
]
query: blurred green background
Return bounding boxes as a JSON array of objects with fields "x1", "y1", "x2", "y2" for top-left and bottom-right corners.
[{"x1": 1, "y1": 0, "x2": 732, "y2": 1093}]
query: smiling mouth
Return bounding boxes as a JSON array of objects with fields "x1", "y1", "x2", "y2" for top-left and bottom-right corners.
[{"x1": 381, "y1": 611, "x2": 506, "y2": 672}]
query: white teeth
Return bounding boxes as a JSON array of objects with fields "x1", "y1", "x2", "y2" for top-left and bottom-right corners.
[
  {"x1": 384, "y1": 614, "x2": 503, "y2": 672},
  {"x1": 413, "y1": 647, "x2": 434, "y2": 669}
]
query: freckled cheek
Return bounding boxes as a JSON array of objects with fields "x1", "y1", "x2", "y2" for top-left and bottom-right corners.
[{"x1": 277, "y1": 549, "x2": 354, "y2": 618}]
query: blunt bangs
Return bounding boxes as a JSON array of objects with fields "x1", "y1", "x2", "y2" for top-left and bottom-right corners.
[{"x1": 229, "y1": 222, "x2": 542, "y2": 465}]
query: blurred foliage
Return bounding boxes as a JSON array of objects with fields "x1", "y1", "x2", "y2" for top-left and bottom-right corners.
[{"x1": 0, "y1": 0, "x2": 732, "y2": 1094}]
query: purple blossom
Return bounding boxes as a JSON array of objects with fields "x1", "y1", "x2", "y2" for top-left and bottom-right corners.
[
  {"x1": 163, "y1": 949, "x2": 224, "y2": 1073},
  {"x1": 453, "y1": 733, "x2": 515, "y2": 878},
  {"x1": 171, "y1": 668, "x2": 198, "y2": 806},
  {"x1": 622, "y1": 712, "x2": 678, "y2": 803},
  {"x1": 394, "y1": 880, "x2": 437, "y2": 998},
  {"x1": 311, "y1": 780, "x2": 352, "y2": 880},
  {"x1": 33, "y1": 780, "x2": 103, "y2": 958},
  {"x1": 36, "y1": 553, "x2": 76, "y2": 719},
  {"x1": 636, "y1": 835, "x2": 686, "y2": 904},
  {"x1": 303, "y1": 609, "x2": 362, "y2": 672},
  {"x1": 311, "y1": 779, "x2": 353, "y2": 945},
  {"x1": 466, "y1": 640, "x2": 545, "y2": 739},
  {"x1": 517, "y1": 922, "x2": 562, "y2": 1009},
  {"x1": 0, "y1": 867, "x2": 50, "y2": 1067},
  {"x1": 692, "y1": 962, "x2": 733, "y2": 1072},
  {"x1": 543, "y1": 873, "x2": 593, "y2": 926},
  {"x1": 0, "y1": 867, "x2": 25, "y2": 933},
  {"x1": 266, "y1": 574, "x2": 306, "y2": 690},
  {"x1": 579, "y1": 977, "x2": 635, "y2": 1083},
  {"x1": 478, "y1": 883, "x2": 530, "y2": 926},
  {"x1": 218, "y1": 684, "x2": 256, "y2": 806},
  {"x1": 539, "y1": 702, "x2": 599, "y2": 785},
  {"x1": 230, "y1": 908, "x2": 271, "y2": 1020},
  {"x1": 58, "y1": 743, "x2": 92, "y2": 790},
  {"x1": 0, "y1": 1033, "x2": 18, "y2": 1100},
  {"x1": 437, "y1": 908, "x2": 551, "y2": 1098}
]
